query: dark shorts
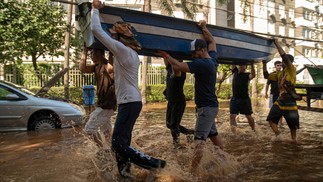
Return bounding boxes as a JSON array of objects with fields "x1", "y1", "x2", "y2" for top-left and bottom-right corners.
[
  {"x1": 266, "y1": 100, "x2": 299, "y2": 130},
  {"x1": 230, "y1": 97, "x2": 253, "y2": 115}
]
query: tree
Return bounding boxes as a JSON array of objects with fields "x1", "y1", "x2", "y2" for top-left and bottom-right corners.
[
  {"x1": 0, "y1": 0, "x2": 66, "y2": 73},
  {"x1": 216, "y1": 64, "x2": 232, "y2": 95}
]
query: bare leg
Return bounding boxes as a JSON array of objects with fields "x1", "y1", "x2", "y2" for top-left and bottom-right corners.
[
  {"x1": 290, "y1": 129, "x2": 297, "y2": 142},
  {"x1": 230, "y1": 114, "x2": 237, "y2": 133},
  {"x1": 209, "y1": 135, "x2": 223, "y2": 149},
  {"x1": 246, "y1": 115, "x2": 255, "y2": 131},
  {"x1": 269, "y1": 121, "x2": 280, "y2": 136},
  {"x1": 191, "y1": 140, "x2": 205, "y2": 170},
  {"x1": 279, "y1": 117, "x2": 283, "y2": 127}
]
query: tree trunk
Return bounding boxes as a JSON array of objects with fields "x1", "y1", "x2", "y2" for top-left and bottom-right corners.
[
  {"x1": 252, "y1": 63, "x2": 258, "y2": 98},
  {"x1": 31, "y1": 52, "x2": 43, "y2": 87},
  {"x1": 216, "y1": 81, "x2": 223, "y2": 96},
  {"x1": 141, "y1": 0, "x2": 151, "y2": 104},
  {"x1": 13, "y1": 61, "x2": 17, "y2": 84},
  {"x1": 63, "y1": 1, "x2": 73, "y2": 100}
]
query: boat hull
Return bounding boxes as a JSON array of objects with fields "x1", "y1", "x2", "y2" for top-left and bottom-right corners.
[{"x1": 77, "y1": 3, "x2": 277, "y2": 64}]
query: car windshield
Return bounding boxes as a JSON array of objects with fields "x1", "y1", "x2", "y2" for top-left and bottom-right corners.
[{"x1": 1, "y1": 81, "x2": 36, "y2": 96}]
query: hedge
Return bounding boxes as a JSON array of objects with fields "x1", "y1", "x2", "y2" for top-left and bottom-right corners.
[{"x1": 29, "y1": 83, "x2": 264, "y2": 104}]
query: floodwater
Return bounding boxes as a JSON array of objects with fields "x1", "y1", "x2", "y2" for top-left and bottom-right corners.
[{"x1": 0, "y1": 100, "x2": 323, "y2": 182}]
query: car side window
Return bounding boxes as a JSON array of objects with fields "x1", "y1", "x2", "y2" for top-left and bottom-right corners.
[{"x1": 0, "y1": 87, "x2": 17, "y2": 100}]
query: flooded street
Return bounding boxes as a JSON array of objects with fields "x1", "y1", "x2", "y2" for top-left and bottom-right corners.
[{"x1": 0, "y1": 100, "x2": 323, "y2": 182}]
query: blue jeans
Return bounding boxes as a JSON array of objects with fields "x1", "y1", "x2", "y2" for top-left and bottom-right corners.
[{"x1": 112, "y1": 102, "x2": 163, "y2": 170}]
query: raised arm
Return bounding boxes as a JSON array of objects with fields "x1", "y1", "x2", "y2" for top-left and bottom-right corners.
[
  {"x1": 106, "y1": 52, "x2": 114, "y2": 79},
  {"x1": 159, "y1": 51, "x2": 190, "y2": 73},
  {"x1": 91, "y1": 1, "x2": 128, "y2": 57},
  {"x1": 262, "y1": 60, "x2": 269, "y2": 79},
  {"x1": 273, "y1": 38, "x2": 293, "y2": 69},
  {"x1": 79, "y1": 47, "x2": 95, "y2": 73},
  {"x1": 231, "y1": 65, "x2": 237, "y2": 72},
  {"x1": 198, "y1": 20, "x2": 216, "y2": 52},
  {"x1": 265, "y1": 82, "x2": 269, "y2": 99}
]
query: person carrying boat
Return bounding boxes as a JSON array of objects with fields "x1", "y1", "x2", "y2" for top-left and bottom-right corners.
[
  {"x1": 90, "y1": 0, "x2": 166, "y2": 178},
  {"x1": 229, "y1": 64, "x2": 256, "y2": 133},
  {"x1": 266, "y1": 38, "x2": 300, "y2": 142},
  {"x1": 163, "y1": 58, "x2": 194, "y2": 146},
  {"x1": 158, "y1": 20, "x2": 223, "y2": 170},
  {"x1": 263, "y1": 60, "x2": 283, "y2": 126},
  {"x1": 80, "y1": 47, "x2": 116, "y2": 147},
  {"x1": 263, "y1": 61, "x2": 282, "y2": 107}
]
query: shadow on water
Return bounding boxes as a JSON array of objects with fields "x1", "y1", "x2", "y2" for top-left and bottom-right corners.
[{"x1": 0, "y1": 100, "x2": 322, "y2": 182}]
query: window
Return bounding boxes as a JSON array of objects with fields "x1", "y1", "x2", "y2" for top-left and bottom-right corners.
[
  {"x1": 173, "y1": 11, "x2": 184, "y2": 19},
  {"x1": 279, "y1": 26, "x2": 285, "y2": 35},
  {"x1": 0, "y1": 87, "x2": 15, "y2": 100},
  {"x1": 306, "y1": 48, "x2": 311, "y2": 57},
  {"x1": 268, "y1": 2, "x2": 275, "y2": 15},
  {"x1": 268, "y1": 22, "x2": 275, "y2": 34},
  {"x1": 318, "y1": 50, "x2": 322, "y2": 58},
  {"x1": 303, "y1": 29, "x2": 310, "y2": 38},
  {"x1": 279, "y1": 5, "x2": 285, "y2": 18},
  {"x1": 289, "y1": 47, "x2": 295, "y2": 56},
  {"x1": 289, "y1": 8, "x2": 294, "y2": 21},
  {"x1": 304, "y1": 10, "x2": 310, "y2": 20},
  {"x1": 289, "y1": 28, "x2": 294, "y2": 37},
  {"x1": 312, "y1": 49, "x2": 316, "y2": 57}
]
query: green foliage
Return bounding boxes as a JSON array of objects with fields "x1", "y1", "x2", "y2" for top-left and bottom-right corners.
[
  {"x1": 0, "y1": 0, "x2": 66, "y2": 65},
  {"x1": 157, "y1": 0, "x2": 198, "y2": 20},
  {"x1": 183, "y1": 84, "x2": 195, "y2": 101},
  {"x1": 216, "y1": 83, "x2": 232, "y2": 99},
  {"x1": 5, "y1": 63, "x2": 62, "y2": 85},
  {"x1": 144, "y1": 84, "x2": 167, "y2": 102},
  {"x1": 29, "y1": 83, "x2": 264, "y2": 104},
  {"x1": 179, "y1": 0, "x2": 198, "y2": 20},
  {"x1": 30, "y1": 86, "x2": 84, "y2": 105},
  {"x1": 70, "y1": 30, "x2": 84, "y2": 67},
  {"x1": 217, "y1": 64, "x2": 232, "y2": 83},
  {"x1": 4, "y1": 64, "x2": 25, "y2": 85}
]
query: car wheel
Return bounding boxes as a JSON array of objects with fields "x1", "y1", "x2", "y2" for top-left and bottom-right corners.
[{"x1": 33, "y1": 116, "x2": 56, "y2": 131}]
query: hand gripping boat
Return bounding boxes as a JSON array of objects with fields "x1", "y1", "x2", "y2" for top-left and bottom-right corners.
[{"x1": 76, "y1": 2, "x2": 277, "y2": 64}]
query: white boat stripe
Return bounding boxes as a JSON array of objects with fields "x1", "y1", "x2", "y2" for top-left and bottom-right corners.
[{"x1": 100, "y1": 14, "x2": 272, "y2": 53}]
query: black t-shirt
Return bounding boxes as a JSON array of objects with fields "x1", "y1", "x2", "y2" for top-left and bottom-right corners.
[
  {"x1": 267, "y1": 79, "x2": 279, "y2": 97},
  {"x1": 165, "y1": 64, "x2": 186, "y2": 102},
  {"x1": 187, "y1": 51, "x2": 219, "y2": 108},
  {"x1": 232, "y1": 67, "x2": 250, "y2": 99}
]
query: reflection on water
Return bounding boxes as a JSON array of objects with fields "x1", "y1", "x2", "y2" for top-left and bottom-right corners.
[{"x1": 0, "y1": 100, "x2": 322, "y2": 182}]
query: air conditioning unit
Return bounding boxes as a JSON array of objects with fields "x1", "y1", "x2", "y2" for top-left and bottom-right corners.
[
  {"x1": 315, "y1": 5, "x2": 320, "y2": 13},
  {"x1": 281, "y1": 18, "x2": 287, "y2": 25},
  {"x1": 269, "y1": 14, "x2": 276, "y2": 23}
]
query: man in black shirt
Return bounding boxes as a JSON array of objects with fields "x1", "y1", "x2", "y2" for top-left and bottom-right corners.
[
  {"x1": 230, "y1": 64, "x2": 256, "y2": 133},
  {"x1": 164, "y1": 59, "x2": 194, "y2": 145}
]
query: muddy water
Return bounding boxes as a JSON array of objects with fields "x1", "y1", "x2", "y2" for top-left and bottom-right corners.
[{"x1": 0, "y1": 100, "x2": 322, "y2": 182}]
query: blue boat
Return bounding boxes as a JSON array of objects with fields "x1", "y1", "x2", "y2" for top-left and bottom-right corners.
[{"x1": 77, "y1": 3, "x2": 277, "y2": 64}]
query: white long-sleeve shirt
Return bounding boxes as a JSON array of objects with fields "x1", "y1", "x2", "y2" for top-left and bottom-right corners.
[{"x1": 91, "y1": 9, "x2": 141, "y2": 104}]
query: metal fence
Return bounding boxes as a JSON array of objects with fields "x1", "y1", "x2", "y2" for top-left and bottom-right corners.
[{"x1": 4, "y1": 66, "x2": 194, "y2": 88}]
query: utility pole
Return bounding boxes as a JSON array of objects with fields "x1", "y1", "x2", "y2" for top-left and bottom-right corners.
[
  {"x1": 141, "y1": 0, "x2": 151, "y2": 104},
  {"x1": 64, "y1": 0, "x2": 73, "y2": 99}
]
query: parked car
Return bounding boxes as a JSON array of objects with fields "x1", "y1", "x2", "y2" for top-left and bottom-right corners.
[{"x1": 0, "y1": 80, "x2": 84, "y2": 132}]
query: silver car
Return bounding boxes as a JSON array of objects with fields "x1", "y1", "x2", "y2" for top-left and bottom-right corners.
[{"x1": 0, "y1": 81, "x2": 84, "y2": 131}]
